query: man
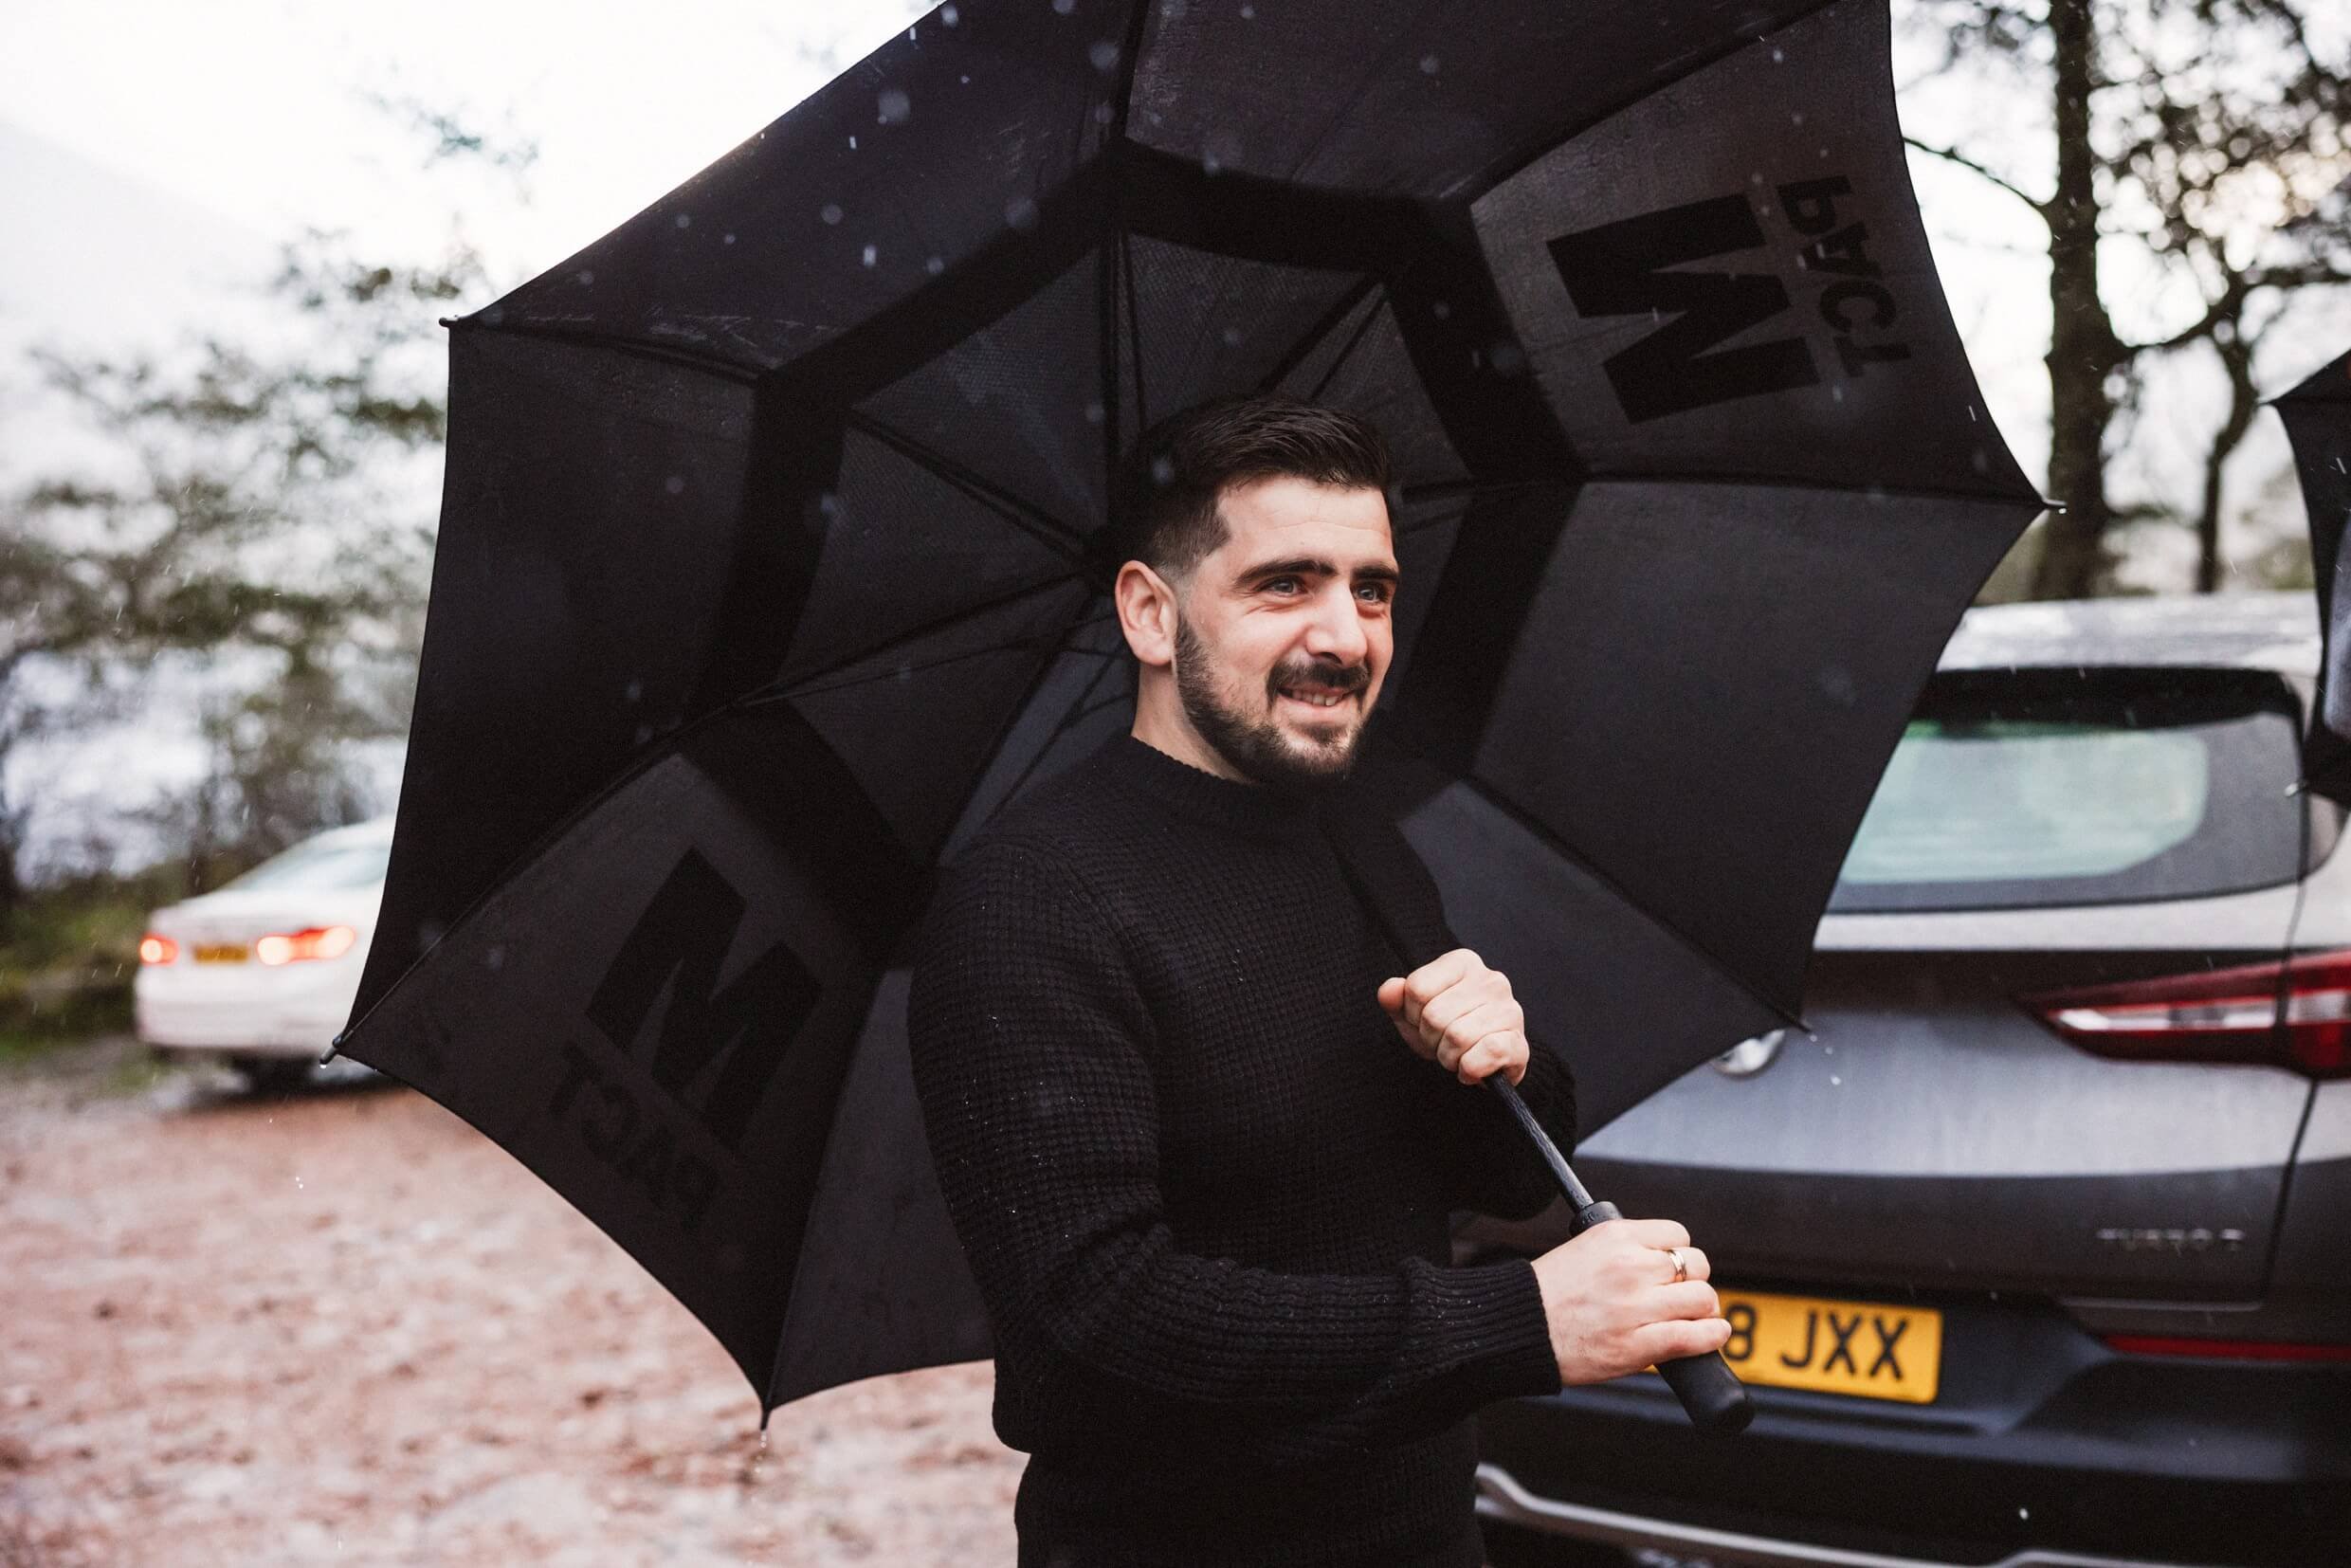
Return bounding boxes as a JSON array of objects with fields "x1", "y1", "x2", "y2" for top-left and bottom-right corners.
[{"x1": 907, "y1": 396, "x2": 1728, "y2": 1566}]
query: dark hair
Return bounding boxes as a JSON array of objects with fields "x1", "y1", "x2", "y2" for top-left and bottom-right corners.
[{"x1": 1103, "y1": 395, "x2": 1392, "y2": 582}]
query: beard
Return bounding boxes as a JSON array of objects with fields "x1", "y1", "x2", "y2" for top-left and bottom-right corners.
[{"x1": 1173, "y1": 614, "x2": 1372, "y2": 793}]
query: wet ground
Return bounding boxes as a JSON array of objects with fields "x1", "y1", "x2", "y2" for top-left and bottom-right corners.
[{"x1": 0, "y1": 1039, "x2": 1021, "y2": 1566}]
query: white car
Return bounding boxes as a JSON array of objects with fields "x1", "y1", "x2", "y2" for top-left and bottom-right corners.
[{"x1": 135, "y1": 818, "x2": 393, "y2": 1090}]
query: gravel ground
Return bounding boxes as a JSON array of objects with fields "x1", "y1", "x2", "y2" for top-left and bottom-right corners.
[{"x1": 0, "y1": 1040, "x2": 1022, "y2": 1567}]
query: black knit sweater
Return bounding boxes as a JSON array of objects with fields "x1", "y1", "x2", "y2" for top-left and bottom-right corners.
[{"x1": 906, "y1": 734, "x2": 1576, "y2": 1566}]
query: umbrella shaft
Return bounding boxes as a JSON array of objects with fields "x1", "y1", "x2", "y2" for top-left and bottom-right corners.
[{"x1": 1487, "y1": 1076, "x2": 1595, "y2": 1212}]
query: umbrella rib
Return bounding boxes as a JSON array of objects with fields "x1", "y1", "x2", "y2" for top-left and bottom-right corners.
[
  {"x1": 982, "y1": 643, "x2": 1132, "y2": 813},
  {"x1": 1394, "y1": 746, "x2": 1810, "y2": 1033},
  {"x1": 1101, "y1": 0, "x2": 1155, "y2": 469},
  {"x1": 1122, "y1": 229, "x2": 1146, "y2": 437},
  {"x1": 841, "y1": 410, "x2": 1088, "y2": 562},
  {"x1": 756, "y1": 608, "x2": 1123, "y2": 704},
  {"x1": 762, "y1": 576, "x2": 1098, "y2": 697},
  {"x1": 1254, "y1": 275, "x2": 1381, "y2": 400}
]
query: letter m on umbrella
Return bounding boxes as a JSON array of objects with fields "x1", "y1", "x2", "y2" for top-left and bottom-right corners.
[{"x1": 584, "y1": 848, "x2": 820, "y2": 1153}]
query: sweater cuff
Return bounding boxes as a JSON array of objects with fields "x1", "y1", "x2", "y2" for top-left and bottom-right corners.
[
  {"x1": 1511, "y1": 1042, "x2": 1576, "y2": 1157},
  {"x1": 1418, "y1": 1257, "x2": 1562, "y2": 1404}
]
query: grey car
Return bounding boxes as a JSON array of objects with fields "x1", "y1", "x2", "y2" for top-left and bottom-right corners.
[{"x1": 1467, "y1": 593, "x2": 2350, "y2": 1568}]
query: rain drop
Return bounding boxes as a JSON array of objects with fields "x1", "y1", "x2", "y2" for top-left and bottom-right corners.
[
  {"x1": 1004, "y1": 194, "x2": 1040, "y2": 232},
  {"x1": 1239, "y1": 2, "x2": 1254, "y2": 15},
  {"x1": 1093, "y1": 102, "x2": 1115, "y2": 125},
  {"x1": 821, "y1": 203, "x2": 844, "y2": 225},
  {"x1": 848, "y1": 134, "x2": 859, "y2": 150},
  {"x1": 1791, "y1": 111, "x2": 1805, "y2": 126},
  {"x1": 1084, "y1": 400, "x2": 1105, "y2": 426},
  {"x1": 862, "y1": 244, "x2": 879, "y2": 267},
  {"x1": 960, "y1": 74, "x2": 971, "y2": 84},
  {"x1": 665, "y1": 475, "x2": 685, "y2": 496},
  {"x1": 625, "y1": 679, "x2": 644, "y2": 702},
  {"x1": 1221, "y1": 325, "x2": 1243, "y2": 347},
  {"x1": 1089, "y1": 41, "x2": 1121, "y2": 72},
  {"x1": 575, "y1": 269, "x2": 594, "y2": 286},
  {"x1": 2018, "y1": 1507, "x2": 2030, "y2": 1521},
  {"x1": 1419, "y1": 54, "x2": 1440, "y2": 75},
  {"x1": 878, "y1": 88, "x2": 911, "y2": 124},
  {"x1": 674, "y1": 212, "x2": 692, "y2": 229},
  {"x1": 925, "y1": 255, "x2": 946, "y2": 276},
  {"x1": 941, "y1": 3, "x2": 958, "y2": 23},
  {"x1": 722, "y1": 232, "x2": 736, "y2": 246},
  {"x1": 1053, "y1": 0, "x2": 1074, "y2": 12},
  {"x1": 484, "y1": 945, "x2": 506, "y2": 972},
  {"x1": 1151, "y1": 455, "x2": 1176, "y2": 485},
  {"x1": 1771, "y1": 47, "x2": 1784, "y2": 62},
  {"x1": 633, "y1": 723, "x2": 656, "y2": 746},
  {"x1": 1830, "y1": 1075, "x2": 1842, "y2": 1086}
]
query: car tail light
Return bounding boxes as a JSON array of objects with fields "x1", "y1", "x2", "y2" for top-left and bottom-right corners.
[
  {"x1": 2105, "y1": 1335, "x2": 2351, "y2": 1363},
  {"x1": 138, "y1": 934, "x2": 178, "y2": 965},
  {"x1": 2022, "y1": 951, "x2": 2351, "y2": 1079},
  {"x1": 254, "y1": 925, "x2": 359, "y2": 966}
]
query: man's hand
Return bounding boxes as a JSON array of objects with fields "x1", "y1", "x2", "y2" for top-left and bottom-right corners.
[
  {"x1": 1530, "y1": 1217, "x2": 1729, "y2": 1385},
  {"x1": 1376, "y1": 948, "x2": 1528, "y2": 1085}
]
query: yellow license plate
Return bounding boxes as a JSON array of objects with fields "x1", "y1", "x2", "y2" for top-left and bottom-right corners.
[
  {"x1": 192, "y1": 944, "x2": 249, "y2": 964},
  {"x1": 1714, "y1": 1289, "x2": 1942, "y2": 1403}
]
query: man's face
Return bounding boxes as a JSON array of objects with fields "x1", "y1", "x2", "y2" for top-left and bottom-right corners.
[{"x1": 1169, "y1": 475, "x2": 1398, "y2": 792}]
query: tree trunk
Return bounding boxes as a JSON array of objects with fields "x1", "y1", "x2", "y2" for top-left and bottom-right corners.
[
  {"x1": 2030, "y1": 0, "x2": 2127, "y2": 600},
  {"x1": 2195, "y1": 326, "x2": 2259, "y2": 593},
  {"x1": 0, "y1": 793, "x2": 23, "y2": 939}
]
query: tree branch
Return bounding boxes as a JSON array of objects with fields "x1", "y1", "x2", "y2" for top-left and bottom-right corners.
[{"x1": 1903, "y1": 136, "x2": 2052, "y2": 222}]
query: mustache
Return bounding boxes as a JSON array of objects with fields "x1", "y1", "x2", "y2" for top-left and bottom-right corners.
[{"x1": 1267, "y1": 661, "x2": 1372, "y2": 698}]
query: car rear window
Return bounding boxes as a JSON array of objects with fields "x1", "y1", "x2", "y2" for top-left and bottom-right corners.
[
  {"x1": 1828, "y1": 668, "x2": 2328, "y2": 913},
  {"x1": 222, "y1": 838, "x2": 392, "y2": 893}
]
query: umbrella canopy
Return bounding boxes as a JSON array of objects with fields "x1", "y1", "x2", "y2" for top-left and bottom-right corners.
[
  {"x1": 342, "y1": 0, "x2": 2040, "y2": 1416},
  {"x1": 2279, "y1": 347, "x2": 2351, "y2": 801}
]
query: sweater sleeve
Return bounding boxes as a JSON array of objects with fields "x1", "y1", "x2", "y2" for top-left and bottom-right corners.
[
  {"x1": 1366, "y1": 818, "x2": 1581, "y2": 1220},
  {"x1": 1441, "y1": 1035, "x2": 1579, "y2": 1221},
  {"x1": 906, "y1": 836, "x2": 1560, "y2": 1456}
]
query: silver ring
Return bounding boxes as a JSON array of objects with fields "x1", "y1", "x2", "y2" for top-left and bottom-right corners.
[{"x1": 1665, "y1": 1246, "x2": 1687, "y2": 1285}]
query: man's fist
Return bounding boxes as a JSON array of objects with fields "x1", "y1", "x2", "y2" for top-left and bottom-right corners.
[
  {"x1": 1529, "y1": 1217, "x2": 1729, "y2": 1386},
  {"x1": 1376, "y1": 947, "x2": 1528, "y2": 1085}
]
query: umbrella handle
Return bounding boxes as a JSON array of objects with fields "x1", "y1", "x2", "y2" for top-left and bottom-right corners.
[{"x1": 1488, "y1": 1078, "x2": 1755, "y2": 1437}]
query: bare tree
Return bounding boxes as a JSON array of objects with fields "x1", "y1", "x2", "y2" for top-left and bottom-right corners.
[
  {"x1": 1904, "y1": 0, "x2": 2351, "y2": 596},
  {"x1": 0, "y1": 238, "x2": 474, "y2": 916}
]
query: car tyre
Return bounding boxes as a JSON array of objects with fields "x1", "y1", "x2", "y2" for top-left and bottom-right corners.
[
  {"x1": 1479, "y1": 1519, "x2": 1631, "y2": 1567},
  {"x1": 230, "y1": 1056, "x2": 312, "y2": 1095}
]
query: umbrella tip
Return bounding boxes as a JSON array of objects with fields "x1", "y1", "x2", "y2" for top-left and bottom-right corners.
[{"x1": 318, "y1": 1034, "x2": 342, "y2": 1067}]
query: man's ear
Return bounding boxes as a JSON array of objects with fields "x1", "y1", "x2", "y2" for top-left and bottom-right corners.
[{"x1": 1114, "y1": 560, "x2": 1180, "y2": 669}]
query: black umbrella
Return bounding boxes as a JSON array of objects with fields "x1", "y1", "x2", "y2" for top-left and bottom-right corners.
[
  {"x1": 338, "y1": 0, "x2": 2040, "y2": 1426},
  {"x1": 2279, "y1": 347, "x2": 2351, "y2": 800}
]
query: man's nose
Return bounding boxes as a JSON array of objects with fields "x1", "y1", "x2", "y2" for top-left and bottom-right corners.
[{"x1": 1302, "y1": 585, "x2": 1371, "y2": 664}]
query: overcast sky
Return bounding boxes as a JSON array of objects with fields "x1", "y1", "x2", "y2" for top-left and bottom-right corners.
[
  {"x1": 0, "y1": 0, "x2": 926, "y2": 287},
  {"x1": 0, "y1": 0, "x2": 2340, "y2": 868}
]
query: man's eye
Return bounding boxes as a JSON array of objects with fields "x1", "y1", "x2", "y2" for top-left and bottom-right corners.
[
  {"x1": 1264, "y1": 576, "x2": 1302, "y2": 594},
  {"x1": 1357, "y1": 583, "x2": 1394, "y2": 604}
]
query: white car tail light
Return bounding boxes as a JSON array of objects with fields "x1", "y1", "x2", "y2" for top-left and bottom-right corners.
[
  {"x1": 254, "y1": 925, "x2": 359, "y2": 966},
  {"x1": 2022, "y1": 951, "x2": 2351, "y2": 1079},
  {"x1": 138, "y1": 934, "x2": 178, "y2": 965}
]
